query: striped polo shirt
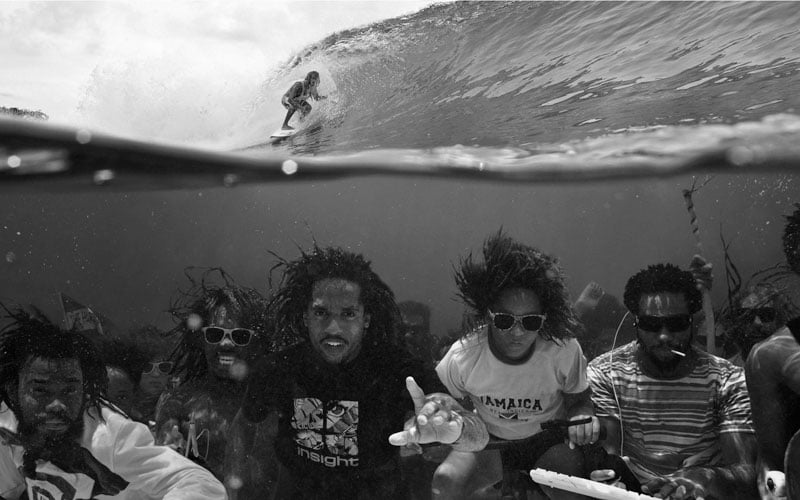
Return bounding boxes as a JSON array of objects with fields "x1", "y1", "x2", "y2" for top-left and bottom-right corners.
[{"x1": 587, "y1": 341, "x2": 754, "y2": 482}]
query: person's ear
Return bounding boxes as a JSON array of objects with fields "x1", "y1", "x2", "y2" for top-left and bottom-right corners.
[
  {"x1": 364, "y1": 313, "x2": 371, "y2": 330},
  {"x1": 302, "y1": 311, "x2": 309, "y2": 329}
]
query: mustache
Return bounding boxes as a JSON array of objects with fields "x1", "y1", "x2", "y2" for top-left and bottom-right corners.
[{"x1": 33, "y1": 411, "x2": 75, "y2": 424}]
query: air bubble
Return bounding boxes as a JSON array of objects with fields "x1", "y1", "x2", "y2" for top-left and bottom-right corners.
[
  {"x1": 186, "y1": 314, "x2": 203, "y2": 331},
  {"x1": 7, "y1": 155, "x2": 21, "y2": 168},
  {"x1": 282, "y1": 160, "x2": 298, "y2": 175},
  {"x1": 93, "y1": 169, "x2": 115, "y2": 185},
  {"x1": 76, "y1": 129, "x2": 92, "y2": 144},
  {"x1": 223, "y1": 174, "x2": 240, "y2": 187}
]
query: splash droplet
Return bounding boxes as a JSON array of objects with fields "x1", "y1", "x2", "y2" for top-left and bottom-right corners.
[{"x1": 5, "y1": 252, "x2": 16, "y2": 263}]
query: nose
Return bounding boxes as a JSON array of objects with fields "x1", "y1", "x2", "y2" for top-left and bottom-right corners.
[
  {"x1": 219, "y1": 333, "x2": 235, "y2": 347},
  {"x1": 509, "y1": 321, "x2": 527, "y2": 337},
  {"x1": 324, "y1": 317, "x2": 343, "y2": 334},
  {"x1": 753, "y1": 316, "x2": 763, "y2": 325},
  {"x1": 45, "y1": 398, "x2": 67, "y2": 412},
  {"x1": 658, "y1": 328, "x2": 673, "y2": 343}
]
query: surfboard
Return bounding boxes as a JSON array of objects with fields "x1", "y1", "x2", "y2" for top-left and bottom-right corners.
[{"x1": 269, "y1": 128, "x2": 297, "y2": 140}]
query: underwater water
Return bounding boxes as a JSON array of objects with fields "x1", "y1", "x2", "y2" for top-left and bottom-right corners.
[{"x1": 1, "y1": 0, "x2": 799, "y2": 344}]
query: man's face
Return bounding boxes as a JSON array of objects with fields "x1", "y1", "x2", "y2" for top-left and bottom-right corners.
[
  {"x1": 202, "y1": 305, "x2": 252, "y2": 380},
  {"x1": 731, "y1": 290, "x2": 779, "y2": 358},
  {"x1": 304, "y1": 278, "x2": 370, "y2": 365},
  {"x1": 14, "y1": 357, "x2": 85, "y2": 441},
  {"x1": 636, "y1": 292, "x2": 693, "y2": 370},
  {"x1": 106, "y1": 366, "x2": 136, "y2": 415},
  {"x1": 488, "y1": 287, "x2": 543, "y2": 361},
  {"x1": 139, "y1": 357, "x2": 171, "y2": 398}
]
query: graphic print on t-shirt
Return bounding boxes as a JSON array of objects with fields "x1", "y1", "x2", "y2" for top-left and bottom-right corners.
[
  {"x1": 479, "y1": 394, "x2": 543, "y2": 420},
  {"x1": 292, "y1": 398, "x2": 359, "y2": 468},
  {"x1": 25, "y1": 466, "x2": 95, "y2": 500}
]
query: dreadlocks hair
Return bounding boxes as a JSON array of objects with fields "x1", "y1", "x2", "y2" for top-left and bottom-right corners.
[
  {"x1": 623, "y1": 263, "x2": 703, "y2": 316},
  {"x1": 454, "y1": 229, "x2": 579, "y2": 343},
  {"x1": 718, "y1": 282, "x2": 791, "y2": 358},
  {"x1": 784, "y1": 203, "x2": 800, "y2": 275},
  {"x1": 0, "y1": 304, "x2": 112, "y2": 420},
  {"x1": 167, "y1": 268, "x2": 270, "y2": 384},
  {"x1": 268, "y1": 244, "x2": 400, "y2": 349}
]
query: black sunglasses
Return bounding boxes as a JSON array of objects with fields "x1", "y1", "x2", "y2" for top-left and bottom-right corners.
[
  {"x1": 142, "y1": 361, "x2": 174, "y2": 375},
  {"x1": 635, "y1": 315, "x2": 692, "y2": 333},
  {"x1": 734, "y1": 307, "x2": 777, "y2": 323},
  {"x1": 488, "y1": 310, "x2": 546, "y2": 332},
  {"x1": 201, "y1": 326, "x2": 254, "y2": 346}
]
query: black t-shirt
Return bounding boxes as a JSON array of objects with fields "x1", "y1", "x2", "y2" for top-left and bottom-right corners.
[{"x1": 242, "y1": 340, "x2": 444, "y2": 486}]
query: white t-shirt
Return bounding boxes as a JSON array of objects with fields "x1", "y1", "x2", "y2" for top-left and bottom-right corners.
[{"x1": 436, "y1": 327, "x2": 588, "y2": 440}]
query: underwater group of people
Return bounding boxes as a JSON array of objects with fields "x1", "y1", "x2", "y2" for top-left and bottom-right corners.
[{"x1": 0, "y1": 203, "x2": 798, "y2": 500}]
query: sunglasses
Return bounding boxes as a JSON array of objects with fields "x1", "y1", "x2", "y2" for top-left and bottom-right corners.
[
  {"x1": 201, "y1": 326, "x2": 253, "y2": 346},
  {"x1": 734, "y1": 307, "x2": 777, "y2": 323},
  {"x1": 142, "y1": 361, "x2": 174, "y2": 375},
  {"x1": 488, "y1": 310, "x2": 546, "y2": 332},
  {"x1": 635, "y1": 315, "x2": 692, "y2": 333}
]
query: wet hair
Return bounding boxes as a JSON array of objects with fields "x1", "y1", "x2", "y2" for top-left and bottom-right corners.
[
  {"x1": 95, "y1": 336, "x2": 149, "y2": 385},
  {"x1": 0, "y1": 305, "x2": 112, "y2": 420},
  {"x1": 623, "y1": 263, "x2": 702, "y2": 316},
  {"x1": 305, "y1": 71, "x2": 320, "y2": 85},
  {"x1": 167, "y1": 268, "x2": 270, "y2": 384},
  {"x1": 398, "y1": 300, "x2": 431, "y2": 331},
  {"x1": 454, "y1": 229, "x2": 579, "y2": 342},
  {"x1": 268, "y1": 245, "x2": 400, "y2": 348},
  {"x1": 784, "y1": 203, "x2": 800, "y2": 275},
  {"x1": 719, "y1": 282, "x2": 792, "y2": 357},
  {"x1": 125, "y1": 324, "x2": 176, "y2": 364}
]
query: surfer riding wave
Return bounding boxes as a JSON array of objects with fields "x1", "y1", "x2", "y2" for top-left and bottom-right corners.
[{"x1": 281, "y1": 71, "x2": 326, "y2": 131}]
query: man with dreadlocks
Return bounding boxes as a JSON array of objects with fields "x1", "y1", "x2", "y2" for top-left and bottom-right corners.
[
  {"x1": 719, "y1": 282, "x2": 793, "y2": 367},
  {"x1": 154, "y1": 268, "x2": 275, "y2": 485},
  {"x1": 745, "y1": 203, "x2": 800, "y2": 500},
  {"x1": 430, "y1": 230, "x2": 599, "y2": 500},
  {"x1": 0, "y1": 306, "x2": 225, "y2": 499},
  {"x1": 225, "y1": 245, "x2": 487, "y2": 500}
]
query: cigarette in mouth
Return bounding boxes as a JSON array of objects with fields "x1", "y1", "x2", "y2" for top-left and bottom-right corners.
[{"x1": 670, "y1": 349, "x2": 686, "y2": 357}]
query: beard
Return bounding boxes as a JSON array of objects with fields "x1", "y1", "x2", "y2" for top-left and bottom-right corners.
[
  {"x1": 17, "y1": 408, "x2": 85, "y2": 452},
  {"x1": 636, "y1": 333, "x2": 691, "y2": 373}
]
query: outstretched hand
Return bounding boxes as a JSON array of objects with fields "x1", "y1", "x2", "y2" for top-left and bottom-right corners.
[{"x1": 388, "y1": 376, "x2": 464, "y2": 447}]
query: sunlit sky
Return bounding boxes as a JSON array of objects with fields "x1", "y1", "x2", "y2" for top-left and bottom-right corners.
[{"x1": 0, "y1": 1, "x2": 436, "y2": 122}]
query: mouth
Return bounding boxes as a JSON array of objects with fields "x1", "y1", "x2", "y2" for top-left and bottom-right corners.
[
  {"x1": 321, "y1": 337, "x2": 347, "y2": 349},
  {"x1": 40, "y1": 419, "x2": 69, "y2": 432},
  {"x1": 217, "y1": 355, "x2": 236, "y2": 366}
]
